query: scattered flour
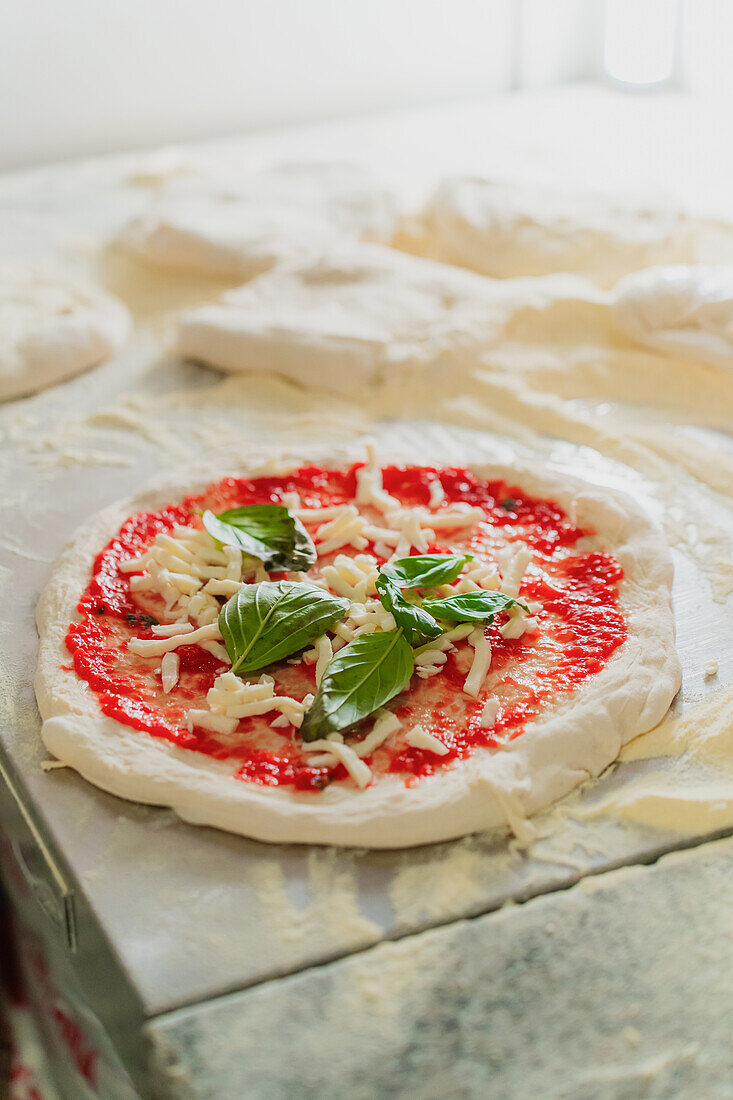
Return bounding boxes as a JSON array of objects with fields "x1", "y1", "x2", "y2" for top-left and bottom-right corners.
[
  {"x1": 248, "y1": 849, "x2": 380, "y2": 952},
  {"x1": 389, "y1": 841, "x2": 505, "y2": 924},
  {"x1": 577, "y1": 687, "x2": 733, "y2": 834}
]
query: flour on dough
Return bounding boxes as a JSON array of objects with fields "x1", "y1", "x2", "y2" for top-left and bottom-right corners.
[
  {"x1": 175, "y1": 241, "x2": 536, "y2": 393},
  {"x1": 408, "y1": 176, "x2": 695, "y2": 287},
  {"x1": 119, "y1": 161, "x2": 398, "y2": 280},
  {"x1": 0, "y1": 264, "x2": 130, "y2": 401},
  {"x1": 612, "y1": 264, "x2": 733, "y2": 367}
]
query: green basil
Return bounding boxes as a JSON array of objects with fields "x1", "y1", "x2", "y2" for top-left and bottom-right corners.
[
  {"x1": 374, "y1": 574, "x2": 442, "y2": 645},
  {"x1": 219, "y1": 581, "x2": 348, "y2": 674},
  {"x1": 380, "y1": 553, "x2": 472, "y2": 590},
  {"x1": 203, "y1": 504, "x2": 316, "y2": 572},
  {"x1": 421, "y1": 590, "x2": 529, "y2": 623},
  {"x1": 300, "y1": 629, "x2": 414, "y2": 741}
]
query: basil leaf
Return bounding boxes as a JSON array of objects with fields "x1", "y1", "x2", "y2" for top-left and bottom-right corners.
[
  {"x1": 381, "y1": 553, "x2": 472, "y2": 590},
  {"x1": 300, "y1": 629, "x2": 414, "y2": 741},
  {"x1": 375, "y1": 575, "x2": 442, "y2": 645},
  {"x1": 203, "y1": 505, "x2": 316, "y2": 572},
  {"x1": 421, "y1": 590, "x2": 529, "y2": 623},
  {"x1": 219, "y1": 581, "x2": 348, "y2": 673}
]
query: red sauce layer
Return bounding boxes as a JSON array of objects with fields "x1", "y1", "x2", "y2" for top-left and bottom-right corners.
[{"x1": 65, "y1": 464, "x2": 627, "y2": 790}]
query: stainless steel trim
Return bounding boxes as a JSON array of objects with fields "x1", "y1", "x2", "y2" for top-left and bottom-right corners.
[{"x1": 0, "y1": 753, "x2": 77, "y2": 952}]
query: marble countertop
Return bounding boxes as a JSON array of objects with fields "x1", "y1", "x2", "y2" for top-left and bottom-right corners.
[{"x1": 148, "y1": 834, "x2": 733, "y2": 1099}]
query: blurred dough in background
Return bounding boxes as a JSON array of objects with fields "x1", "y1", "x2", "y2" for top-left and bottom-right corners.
[
  {"x1": 118, "y1": 161, "x2": 399, "y2": 280},
  {"x1": 612, "y1": 264, "x2": 733, "y2": 367},
  {"x1": 175, "y1": 240, "x2": 541, "y2": 394},
  {"x1": 0, "y1": 263, "x2": 130, "y2": 401},
  {"x1": 401, "y1": 175, "x2": 702, "y2": 287}
]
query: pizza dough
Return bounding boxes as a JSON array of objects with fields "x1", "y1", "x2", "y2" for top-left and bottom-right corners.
[
  {"x1": 0, "y1": 264, "x2": 130, "y2": 401},
  {"x1": 119, "y1": 161, "x2": 398, "y2": 280},
  {"x1": 35, "y1": 453, "x2": 681, "y2": 848},
  {"x1": 408, "y1": 176, "x2": 696, "y2": 287},
  {"x1": 175, "y1": 241, "x2": 545, "y2": 393},
  {"x1": 612, "y1": 264, "x2": 733, "y2": 367}
]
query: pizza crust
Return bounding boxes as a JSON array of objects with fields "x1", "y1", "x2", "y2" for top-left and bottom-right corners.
[
  {"x1": 35, "y1": 453, "x2": 681, "y2": 848},
  {"x1": 0, "y1": 264, "x2": 130, "y2": 401}
]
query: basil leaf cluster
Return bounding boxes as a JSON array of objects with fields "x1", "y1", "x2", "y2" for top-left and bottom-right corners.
[
  {"x1": 216, "y1": 542, "x2": 529, "y2": 744},
  {"x1": 306, "y1": 553, "x2": 529, "y2": 737},
  {"x1": 374, "y1": 574, "x2": 442, "y2": 645},
  {"x1": 203, "y1": 504, "x2": 316, "y2": 572}
]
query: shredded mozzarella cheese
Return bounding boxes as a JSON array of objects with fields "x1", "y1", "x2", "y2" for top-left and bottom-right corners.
[
  {"x1": 405, "y1": 724, "x2": 449, "y2": 755},
  {"x1": 316, "y1": 506, "x2": 368, "y2": 556},
  {"x1": 128, "y1": 621, "x2": 221, "y2": 657},
  {"x1": 480, "y1": 698, "x2": 499, "y2": 729},
  {"x1": 303, "y1": 738, "x2": 372, "y2": 788},
  {"x1": 314, "y1": 635, "x2": 333, "y2": 686},
  {"x1": 499, "y1": 606, "x2": 539, "y2": 640},
  {"x1": 499, "y1": 543, "x2": 532, "y2": 597},
  {"x1": 417, "y1": 622, "x2": 474, "y2": 659},
  {"x1": 340, "y1": 598, "x2": 396, "y2": 638},
  {"x1": 414, "y1": 648, "x2": 448, "y2": 679},
  {"x1": 160, "y1": 651, "x2": 180, "y2": 693},
  {"x1": 428, "y1": 477, "x2": 445, "y2": 509},
  {"x1": 151, "y1": 621, "x2": 193, "y2": 637},
  {"x1": 302, "y1": 710, "x2": 401, "y2": 773},
  {"x1": 119, "y1": 524, "x2": 257, "y2": 631},
  {"x1": 321, "y1": 553, "x2": 378, "y2": 602},
  {"x1": 205, "y1": 672, "x2": 306, "y2": 724},
  {"x1": 357, "y1": 710, "x2": 401, "y2": 756},
  {"x1": 186, "y1": 710, "x2": 238, "y2": 735},
  {"x1": 417, "y1": 503, "x2": 484, "y2": 529},
  {"x1": 449, "y1": 558, "x2": 501, "y2": 594},
  {"x1": 332, "y1": 620, "x2": 357, "y2": 643},
  {"x1": 203, "y1": 578, "x2": 243, "y2": 597},
  {"x1": 295, "y1": 504, "x2": 351, "y2": 523},
  {"x1": 355, "y1": 443, "x2": 402, "y2": 514},
  {"x1": 464, "y1": 627, "x2": 492, "y2": 697},
  {"x1": 384, "y1": 510, "x2": 435, "y2": 556}
]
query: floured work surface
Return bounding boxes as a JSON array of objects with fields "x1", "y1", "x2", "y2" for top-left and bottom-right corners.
[
  {"x1": 146, "y1": 835, "x2": 733, "y2": 1100},
  {"x1": 0, "y1": 87, "x2": 732, "y2": 1022}
]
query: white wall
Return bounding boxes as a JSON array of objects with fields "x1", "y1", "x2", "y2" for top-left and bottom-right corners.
[
  {"x1": 12, "y1": 2, "x2": 732, "y2": 173},
  {"x1": 681, "y1": 0, "x2": 733, "y2": 97},
  {"x1": 1, "y1": 0, "x2": 526, "y2": 169},
  {"x1": 1, "y1": 0, "x2": 615, "y2": 171}
]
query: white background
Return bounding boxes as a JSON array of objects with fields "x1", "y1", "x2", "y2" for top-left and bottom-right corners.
[
  {"x1": 1, "y1": 0, "x2": 729, "y2": 171},
  {"x1": 0, "y1": 0, "x2": 599, "y2": 169}
]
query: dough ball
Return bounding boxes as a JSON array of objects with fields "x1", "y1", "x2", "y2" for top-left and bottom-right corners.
[
  {"x1": 175, "y1": 241, "x2": 516, "y2": 393},
  {"x1": 119, "y1": 161, "x2": 398, "y2": 280},
  {"x1": 0, "y1": 264, "x2": 131, "y2": 401},
  {"x1": 612, "y1": 264, "x2": 733, "y2": 367},
  {"x1": 410, "y1": 176, "x2": 696, "y2": 287}
]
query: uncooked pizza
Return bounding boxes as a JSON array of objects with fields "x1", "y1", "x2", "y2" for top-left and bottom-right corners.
[{"x1": 35, "y1": 450, "x2": 681, "y2": 847}]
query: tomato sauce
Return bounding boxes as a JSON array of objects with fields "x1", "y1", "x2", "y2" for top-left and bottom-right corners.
[{"x1": 65, "y1": 464, "x2": 627, "y2": 790}]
